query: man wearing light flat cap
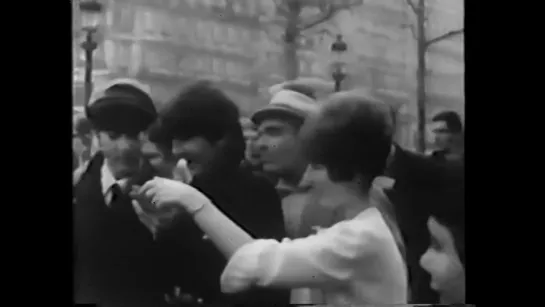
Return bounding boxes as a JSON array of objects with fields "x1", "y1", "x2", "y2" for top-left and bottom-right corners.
[
  {"x1": 73, "y1": 79, "x2": 170, "y2": 306},
  {"x1": 252, "y1": 80, "x2": 346, "y2": 304}
]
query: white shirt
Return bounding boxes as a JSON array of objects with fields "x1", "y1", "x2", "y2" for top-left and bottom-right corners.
[
  {"x1": 101, "y1": 161, "x2": 129, "y2": 206},
  {"x1": 220, "y1": 207, "x2": 408, "y2": 306}
]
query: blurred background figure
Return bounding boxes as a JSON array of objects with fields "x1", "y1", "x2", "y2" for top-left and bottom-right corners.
[
  {"x1": 429, "y1": 111, "x2": 464, "y2": 163},
  {"x1": 73, "y1": 113, "x2": 93, "y2": 168},
  {"x1": 240, "y1": 116, "x2": 261, "y2": 168}
]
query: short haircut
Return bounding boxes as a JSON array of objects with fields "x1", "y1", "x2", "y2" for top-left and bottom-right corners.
[
  {"x1": 160, "y1": 80, "x2": 241, "y2": 143},
  {"x1": 159, "y1": 80, "x2": 245, "y2": 166},
  {"x1": 147, "y1": 119, "x2": 172, "y2": 153},
  {"x1": 432, "y1": 110, "x2": 463, "y2": 133},
  {"x1": 300, "y1": 91, "x2": 394, "y2": 185},
  {"x1": 73, "y1": 114, "x2": 92, "y2": 137}
]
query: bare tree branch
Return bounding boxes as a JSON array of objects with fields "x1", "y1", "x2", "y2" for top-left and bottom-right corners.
[
  {"x1": 273, "y1": 0, "x2": 290, "y2": 17},
  {"x1": 400, "y1": 23, "x2": 417, "y2": 40},
  {"x1": 299, "y1": 1, "x2": 362, "y2": 31},
  {"x1": 299, "y1": 6, "x2": 336, "y2": 30},
  {"x1": 405, "y1": 0, "x2": 418, "y2": 14},
  {"x1": 425, "y1": 28, "x2": 463, "y2": 47}
]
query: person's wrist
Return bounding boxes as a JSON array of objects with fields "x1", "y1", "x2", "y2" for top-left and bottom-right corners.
[{"x1": 182, "y1": 195, "x2": 210, "y2": 215}]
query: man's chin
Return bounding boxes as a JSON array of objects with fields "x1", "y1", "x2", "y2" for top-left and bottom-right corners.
[{"x1": 261, "y1": 163, "x2": 280, "y2": 173}]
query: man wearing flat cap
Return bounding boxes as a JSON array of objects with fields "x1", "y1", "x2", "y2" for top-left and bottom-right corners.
[
  {"x1": 251, "y1": 80, "x2": 348, "y2": 304},
  {"x1": 73, "y1": 79, "x2": 170, "y2": 306}
]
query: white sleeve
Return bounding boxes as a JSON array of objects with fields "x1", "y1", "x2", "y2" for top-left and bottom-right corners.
[{"x1": 220, "y1": 218, "x2": 380, "y2": 293}]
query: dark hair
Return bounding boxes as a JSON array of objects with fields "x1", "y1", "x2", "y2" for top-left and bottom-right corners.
[
  {"x1": 432, "y1": 110, "x2": 463, "y2": 134},
  {"x1": 159, "y1": 80, "x2": 245, "y2": 167},
  {"x1": 147, "y1": 119, "x2": 172, "y2": 154},
  {"x1": 300, "y1": 91, "x2": 394, "y2": 185},
  {"x1": 73, "y1": 115, "x2": 92, "y2": 137},
  {"x1": 281, "y1": 83, "x2": 317, "y2": 100}
]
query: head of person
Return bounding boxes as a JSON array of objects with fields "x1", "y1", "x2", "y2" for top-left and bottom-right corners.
[
  {"x1": 158, "y1": 80, "x2": 245, "y2": 178},
  {"x1": 252, "y1": 82, "x2": 318, "y2": 178},
  {"x1": 85, "y1": 78, "x2": 157, "y2": 179},
  {"x1": 73, "y1": 113, "x2": 92, "y2": 145},
  {"x1": 299, "y1": 91, "x2": 394, "y2": 191},
  {"x1": 240, "y1": 117, "x2": 260, "y2": 165},
  {"x1": 73, "y1": 114, "x2": 92, "y2": 158},
  {"x1": 431, "y1": 110, "x2": 464, "y2": 151},
  {"x1": 419, "y1": 186, "x2": 465, "y2": 304}
]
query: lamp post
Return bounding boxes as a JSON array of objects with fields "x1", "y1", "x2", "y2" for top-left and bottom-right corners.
[
  {"x1": 79, "y1": 0, "x2": 104, "y2": 106},
  {"x1": 330, "y1": 34, "x2": 348, "y2": 92}
]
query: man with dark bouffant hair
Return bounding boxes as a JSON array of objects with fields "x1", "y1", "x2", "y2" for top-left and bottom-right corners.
[{"x1": 150, "y1": 80, "x2": 289, "y2": 306}]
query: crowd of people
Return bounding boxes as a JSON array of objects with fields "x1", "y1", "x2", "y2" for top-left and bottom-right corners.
[{"x1": 73, "y1": 78, "x2": 465, "y2": 307}]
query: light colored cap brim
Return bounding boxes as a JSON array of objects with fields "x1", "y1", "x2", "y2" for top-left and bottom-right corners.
[{"x1": 252, "y1": 89, "x2": 319, "y2": 124}]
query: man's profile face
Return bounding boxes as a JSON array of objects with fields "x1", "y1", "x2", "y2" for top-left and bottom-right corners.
[
  {"x1": 171, "y1": 136, "x2": 218, "y2": 177},
  {"x1": 255, "y1": 118, "x2": 301, "y2": 174},
  {"x1": 431, "y1": 121, "x2": 453, "y2": 150},
  {"x1": 97, "y1": 130, "x2": 143, "y2": 178}
]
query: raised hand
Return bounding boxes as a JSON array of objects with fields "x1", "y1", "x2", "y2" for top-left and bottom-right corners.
[{"x1": 138, "y1": 176, "x2": 210, "y2": 214}]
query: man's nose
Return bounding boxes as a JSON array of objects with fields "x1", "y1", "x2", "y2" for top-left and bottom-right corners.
[{"x1": 254, "y1": 136, "x2": 268, "y2": 151}]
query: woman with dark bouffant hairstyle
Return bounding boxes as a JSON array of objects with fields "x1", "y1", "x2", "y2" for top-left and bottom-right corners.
[{"x1": 137, "y1": 90, "x2": 408, "y2": 306}]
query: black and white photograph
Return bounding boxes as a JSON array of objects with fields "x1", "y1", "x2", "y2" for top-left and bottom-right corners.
[{"x1": 72, "y1": 0, "x2": 465, "y2": 306}]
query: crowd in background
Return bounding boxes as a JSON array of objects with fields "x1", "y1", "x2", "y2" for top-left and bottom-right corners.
[{"x1": 73, "y1": 78, "x2": 465, "y2": 307}]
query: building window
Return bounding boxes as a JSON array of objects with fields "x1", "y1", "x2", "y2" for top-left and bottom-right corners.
[
  {"x1": 225, "y1": 61, "x2": 240, "y2": 78},
  {"x1": 226, "y1": 26, "x2": 238, "y2": 44},
  {"x1": 201, "y1": 0, "x2": 214, "y2": 9},
  {"x1": 212, "y1": 58, "x2": 226, "y2": 77},
  {"x1": 195, "y1": 56, "x2": 213, "y2": 74},
  {"x1": 196, "y1": 20, "x2": 214, "y2": 46},
  {"x1": 246, "y1": 0, "x2": 257, "y2": 17},
  {"x1": 141, "y1": 9, "x2": 161, "y2": 38},
  {"x1": 112, "y1": 41, "x2": 132, "y2": 69},
  {"x1": 112, "y1": 3, "x2": 135, "y2": 33},
  {"x1": 185, "y1": 0, "x2": 199, "y2": 8},
  {"x1": 212, "y1": 23, "x2": 223, "y2": 43},
  {"x1": 232, "y1": 0, "x2": 244, "y2": 15},
  {"x1": 143, "y1": 46, "x2": 177, "y2": 75},
  {"x1": 214, "y1": 0, "x2": 227, "y2": 9}
]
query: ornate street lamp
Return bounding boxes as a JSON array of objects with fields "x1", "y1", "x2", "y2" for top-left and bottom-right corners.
[
  {"x1": 330, "y1": 34, "x2": 348, "y2": 92},
  {"x1": 79, "y1": 0, "x2": 104, "y2": 106}
]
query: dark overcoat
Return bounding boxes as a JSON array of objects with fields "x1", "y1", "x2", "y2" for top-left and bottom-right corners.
[{"x1": 385, "y1": 145, "x2": 464, "y2": 304}]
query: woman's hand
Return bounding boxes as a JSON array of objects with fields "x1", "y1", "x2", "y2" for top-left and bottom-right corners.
[{"x1": 138, "y1": 176, "x2": 211, "y2": 214}]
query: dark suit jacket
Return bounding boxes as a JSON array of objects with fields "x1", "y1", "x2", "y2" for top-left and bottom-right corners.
[
  {"x1": 74, "y1": 153, "x2": 170, "y2": 307},
  {"x1": 385, "y1": 145, "x2": 464, "y2": 304},
  {"x1": 157, "y1": 165, "x2": 290, "y2": 306}
]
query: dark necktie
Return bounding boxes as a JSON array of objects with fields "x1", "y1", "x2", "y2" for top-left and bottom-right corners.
[
  {"x1": 110, "y1": 183, "x2": 122, "y2": 203},
  {"x1": 109, "y1": 183, "x2": 130, "y2": 215}
]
